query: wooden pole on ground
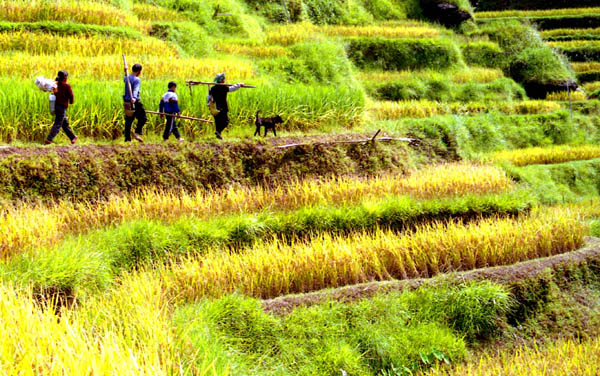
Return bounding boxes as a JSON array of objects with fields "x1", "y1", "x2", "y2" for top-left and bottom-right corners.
[{"x1": 145, "y1": 111, "x2": 213, "y2": 123}]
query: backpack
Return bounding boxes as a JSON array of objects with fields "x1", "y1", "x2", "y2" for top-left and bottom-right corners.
[{"x1": 207, "y1": 94, "x2": 220, "y2": 116}]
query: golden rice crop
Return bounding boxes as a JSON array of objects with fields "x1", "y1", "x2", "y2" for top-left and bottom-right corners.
[
  {"x1": 546, "y1": 90, "x2": 587, "y2": 101},
  {"x1": 0, "y1": 276, "x2": 226, "y2": 375},
  {"x1": 0, "y1": 53, "x2": 255, "y2": 80},
  {"x1": 0, "y1": 164, "x2": 513, "y2": 259},
  {"x1": 265, "y1": 22, "x2": 321, "y2": 46},
  {"x1": 368, "y1": 100, "x2": 561, "y2": 120},
  {"x1": 549, "y1": 40, "x2": 600, "y2": 49},
  {"x1": 132, "y1": 3, "x2": 190, "y2": 22},
  {"x1": 0, "y1": 0, "x2": 148, "y2": 31},
  {"x1": 0, "y1": 32, "x2": 176, "y2": 57},
  {"x1": 316, "y1": 24, "x2": 440, "y2": 38},
  {"x1": 583, "y1": 81, "x2": 600, "y2": 91},
  {"x1": 542, "y1": 27, "x2": 600, "y2": 38},
  {"x1": 571, "y1": 61, "x2": 600, "y2": 72},
  {"x1": 358, "y1": 68, "x2": 504, "y2": 84},
  {"x1": 476, "y1": 7, "x2": 600, "y2": 19},
  {"x1": 214, "y1": 42, "x2": 291, "y2": 58},
  {"x1": 429, "y1": 338, "x2": 600, "y2": 375},
  {"x1": 489, "y1": 145, "x2": 600, "y2": 166},
  {"x1": 166, "y1": 213, "x2": 584, "y2": 300}
]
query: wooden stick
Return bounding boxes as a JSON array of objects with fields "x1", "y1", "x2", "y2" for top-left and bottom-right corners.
[
  {"x1": 370, "y1": 129, "x2": 382, "y2": 143},
  {"x1": 122, "y1": 54, "x2": 134, "y2": 109},
  {"x1": 185, "y1": 81, "x2": 256, "y2": 88},
  {"x1": 276, "y1": 137, "x2": 416, "y2": 149},
  {"x1": 145, "y1": 111, "x2": 213, "y2": 123}
]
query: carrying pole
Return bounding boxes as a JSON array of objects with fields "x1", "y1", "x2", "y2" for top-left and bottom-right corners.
[
  {"x1": 186, "y1": 81, "x2": 256, "y2": 88},
  {"x1": 145, "y1": 111, "x2": 213, "y2": 123},
  {"x1": 123, "y1": 54, "x2": 134, "y2": 110}
]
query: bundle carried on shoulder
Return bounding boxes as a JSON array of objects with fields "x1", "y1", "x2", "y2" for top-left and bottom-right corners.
[{"x1": 35, "y1": 76, "x2": 57, "y2": 93}]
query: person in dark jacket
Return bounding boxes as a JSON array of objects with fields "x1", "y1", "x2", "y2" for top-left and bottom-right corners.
[
  {"x1": 159, "y1": 82, "x2": 184, "y2": 142},
  {"x1": 124, "y1": 63, "x2": 146, "y2": 142},
  {"x1": 45, "y1": 70, "x2": 77, "y2": 145},
  {"x1": 208, "y1": 73, "x2": 243, "y2": 139}
]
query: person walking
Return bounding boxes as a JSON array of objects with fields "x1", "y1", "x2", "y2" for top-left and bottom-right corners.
[
  {"x1": 159, "y1": 81, "x2": 184, "y2": 143},
  {"x1": 208, "y1": 73, "x2": 243, "y2": 140},
  {"x1": 124, "y1": 63, "x2": 146, "y2": 142},
  {"x1": 45, "y1": 70, "x2": 77, "y2": 145}
]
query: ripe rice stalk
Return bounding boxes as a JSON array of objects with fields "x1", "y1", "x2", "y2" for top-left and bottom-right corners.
[
  {"x1": 368, "y1": 100, "x2": 561, "y2": 120},
  {"x1": 357, "y1": 68, "x2": 503, "y2": 84},
  {"x1": 571, "y1": 61, "x2": 600, "y2": 72},
  {"x1": 489, "y1": 145, "x2": 600, "y2": 166},
  {"x1": 316, "y1": 24, "x2": 441, "y2": 38},
  {"x1": 542, "y1": 27, "x2": 600, "y2": 38},
  {"x1": 132, "y1": 3, "x2": 190, "y2": 22},
  {"x1": 476, "y1": 7, "x2": 600, "y2": 19},
  {"x1": 548, "y1": 40, "x2": 600, "y2": 49},
  {"x1": 429, "y1": 337, "x2": 600, "y2": 375},
  {"x1": 165, "y1": 213, "x2": 585, "y2": 300},
  {"x1": 0, "y1": 163, "x2": 513, "y2": 259},
  {"x1": 583, "y1": 81, "x2": 600, "y2": 91},
  {"x1": 214, "y1": 42, "x2": 292, "y2": 58},
  {"x1": 265, "y1": 22, "x2": 321, "y2": 46},
  {"x1": 0, "y1": 32, "x2": 177, "y2": 57},
  {"x1": 546, "y1": 90, "x2": 587, "y2": 101},
  {"x1": 0, "y1": 54, "x2": 255, "y2": 80},
  {"x1": 0, "y1": 0, "x2": 148, "y2": 31}
]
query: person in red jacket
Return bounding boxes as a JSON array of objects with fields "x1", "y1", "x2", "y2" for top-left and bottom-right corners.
[{"x1": 45, "y1": 70, "x2": 77, "y2": 145}]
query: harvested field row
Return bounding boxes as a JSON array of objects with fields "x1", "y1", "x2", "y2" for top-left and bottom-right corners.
[
  {"x1": 168, "y1": 213, "x2": 584, "y2": 300},
  {"x1": 0, "y1": 164, "x2": 513, "y2": 257},
  {"x1": 490, "y1": 145, "x2": 600, "y2": 166},
  {"x1": 368, "y1": 100, "x2": 561, "y2": 120}
]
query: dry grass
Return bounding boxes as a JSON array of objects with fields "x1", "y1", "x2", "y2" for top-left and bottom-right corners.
[
  {"x1": 166, "y1": 212, "x2": 584, "y2": 300},
  {"x1": 0, "y1": 32, "x2": 176, "y2": 57},
  {"x1": 0, "y1": 53, "x2": 255, "y2": 80},
  {"x1": 368, "y1": 100, "x2": 561, "y2": 120},
  {"x1": 0, "y1": 0, "x2": 148, "y2": 30},
  {"x1": 0, "y1": 164, "x2": 513, "y2": 259},
  {"x1": 489, "y1": 145, "x2": 600, "y2": 166},
  {"x1": 428, "y1": 338, "x2": 600, "y2": 375},
  {"x1": 357, "y1": 68, "x2": 504, "y2": 84}
]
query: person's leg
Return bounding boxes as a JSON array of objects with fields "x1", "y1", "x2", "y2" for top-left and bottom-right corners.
[
  {"x1": 134, "y1": 102, "x2": 147, "y2": 136},
  {"x1": 162, "y1": 114, "x2": 173, "y2": 140},
  {"x1": 217, "y1": 112, "x2": 229, "y2": 133},
  {"x1": 61, "y1": 113, "x2": 77, "y2": 142},
  {"x1": 124, "y1": 115, "x2": 134, "y2": 142},
  {"x1": 172, "y1": 119, "x2": 181, "y2": 139},
  {"x1": 46, "y1": 105, "x2": 66, "y2": 143}
]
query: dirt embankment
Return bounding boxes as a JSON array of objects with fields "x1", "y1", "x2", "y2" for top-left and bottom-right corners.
[
  {"x1": 263, "y1": 238, "x2": 600, "y2": 314},
  {"x1": 0, "y1": 133, "x2": 452, "y2": 203}
]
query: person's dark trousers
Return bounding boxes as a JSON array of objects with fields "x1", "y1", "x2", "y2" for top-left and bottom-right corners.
[
  {"x1": 46, "y1": 104, "x2": 76, "y2": 142},
  {"x1": 124, "y1": 101, "x2": 147, "y2": 141},
  {"x1": 163, "y1": 113, "x2": 181, "y2": 140},
  {"x1": 214, "y1": 111, "x2": 229, "y2": 134}
]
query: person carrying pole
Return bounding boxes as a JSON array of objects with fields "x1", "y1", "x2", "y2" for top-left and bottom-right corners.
[
  {"x1": 159, "y1": 81, "x2": 184, "y2": 143},
  {"x1": 45, "y1": 70, "x2": 77, "y2": 145},
  {"x1": 207, "y1": 73, "x2": 244, "y2": 140},
  {"x1": 123, "y1": 63, "x2": 146, "y2": 142}
]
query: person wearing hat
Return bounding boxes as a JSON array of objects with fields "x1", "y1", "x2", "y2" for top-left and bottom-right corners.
[
  {"x1": 45, "y1": 70, "x2": 77, "y2": 145},
  {"x1": 208, "y1": 73, "x2": 243, "y2": 139}
]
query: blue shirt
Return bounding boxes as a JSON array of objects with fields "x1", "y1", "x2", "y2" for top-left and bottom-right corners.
[
  {"x1": 124, "y1": 74, "x2": 141, "y2": 101},
  {"x1": 159, "y1": 90, "x2": 180, "y2": 113}
]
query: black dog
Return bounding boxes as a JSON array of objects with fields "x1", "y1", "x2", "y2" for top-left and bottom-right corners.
[{"x1": 254, "y1": 110, "x2": 283, "y2": 137}]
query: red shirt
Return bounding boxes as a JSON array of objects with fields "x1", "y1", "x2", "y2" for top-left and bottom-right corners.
[{"x1": 54, "y1": 81, "x2": 74, "y2": 108}]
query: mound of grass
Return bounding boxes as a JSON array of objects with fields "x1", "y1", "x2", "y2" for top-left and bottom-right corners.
[
  {"x1": 149, "y1": 21, "x2": 212, "y2": 56},
  {"x1": 176, "y1": 282, "x2": 509, "y2": 374},
  {"x1": 460, "y1": 41, "x2": 505, "y2": 68},
  {"x1": 347, "y1": 37, "x2": 463, "y2": 71}
]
